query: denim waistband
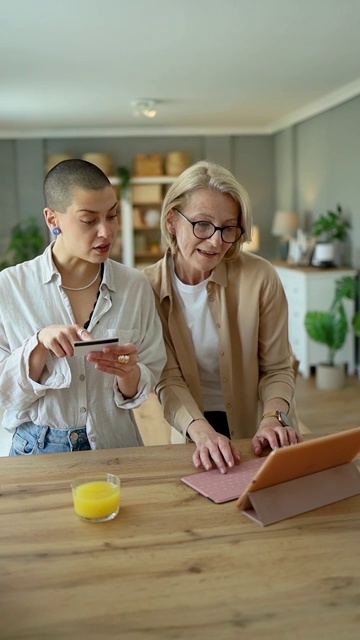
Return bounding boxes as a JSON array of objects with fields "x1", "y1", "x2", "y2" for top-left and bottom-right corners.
[{"x1": 9, "y1": 422, "x2": 90, "y2": 456}]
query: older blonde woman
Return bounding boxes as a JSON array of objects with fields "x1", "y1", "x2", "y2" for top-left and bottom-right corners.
[{"x1": 144, "y1": 160, "x2": 302, "y2": 474}]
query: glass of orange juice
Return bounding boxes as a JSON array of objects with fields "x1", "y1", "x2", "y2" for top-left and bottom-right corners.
[{"x1": 71, "y1": 473, "x2": 120, "y2": 523}]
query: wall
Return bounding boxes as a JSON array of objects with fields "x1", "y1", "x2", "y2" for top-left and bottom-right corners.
[
  {"x1": 0, "y1": 140, "x2": 46, "y2": 255},
  {"x1": 275, "y1": 95, "x2": 360, "y2": 268},
  {"x1": 233, "y1": 136, "x2": 275, "y2": 256},
  {"x1": 0, "y1": 134, "x2": 276, "y2": 259},
  {"x1": 0, "y1": 141, "x2": 18, "y2": 255}
]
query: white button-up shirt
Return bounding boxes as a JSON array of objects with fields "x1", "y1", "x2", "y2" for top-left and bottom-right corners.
[{"x1": 0, "y1": 244, "x2": 166, "y2": 449}]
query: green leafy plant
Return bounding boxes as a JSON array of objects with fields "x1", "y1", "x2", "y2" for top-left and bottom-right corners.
[
  {"x1": 312, "y1": 204, "x2": 351, "y2": 242},
  {"x1": 305, "y1": 276, "x2": 360, "y2": 366},
  {"x1": 353, "y1": 310, "x2": 360, "y2": 337},
  {"x1": 0, "y1": 217, "x2": 45, "y2": 270},
  {"x1": 116, "y1": 166, "x2": 131, "y2": 193}
]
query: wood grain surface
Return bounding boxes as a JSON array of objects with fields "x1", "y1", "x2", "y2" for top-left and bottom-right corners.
[{"x1": 1, "y1": 440, "x2": 360, "y2": 639}]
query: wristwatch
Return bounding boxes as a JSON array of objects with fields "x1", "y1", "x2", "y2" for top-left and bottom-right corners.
[{"x1": 261, "y1": 410, "x2": 291, "y2": 427}]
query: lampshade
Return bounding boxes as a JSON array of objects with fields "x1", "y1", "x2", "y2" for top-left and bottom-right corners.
[
  {"x1": 271, "y1": 211, "x2": 300, "y2": 238},
  {"x1": 242, "y1": 225, "x2": 260, "y2": 252}
]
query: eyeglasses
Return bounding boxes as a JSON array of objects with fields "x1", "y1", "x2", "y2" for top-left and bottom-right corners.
[{"x1": 174, "y1": 209, "x2": 244, "y2": 244}]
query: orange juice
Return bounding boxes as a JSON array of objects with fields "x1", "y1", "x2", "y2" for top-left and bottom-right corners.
[{"x1": 72, "y1": 475, "x2": 120, "y2": 522}]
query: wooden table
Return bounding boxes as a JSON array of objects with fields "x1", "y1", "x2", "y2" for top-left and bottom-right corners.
[{"x1": 1, "y1": 440, "x2": 360, "y2": 639}]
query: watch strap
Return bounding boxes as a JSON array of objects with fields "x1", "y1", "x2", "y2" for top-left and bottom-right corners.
[{"x1": 261, "y1": 411, "x2": 290, "y2": 427}]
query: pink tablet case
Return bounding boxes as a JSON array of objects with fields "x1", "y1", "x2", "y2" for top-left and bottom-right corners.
[
  {"x1": 181, "y1": 457, "x2": 265, "y2": 503},
  {"x1": 243, "y1": 462, "x2": 360, "y2": 526}
]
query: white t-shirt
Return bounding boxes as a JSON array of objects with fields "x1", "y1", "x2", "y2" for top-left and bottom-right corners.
[{"x1": 171, "y1": 266, "x2": 225, "y2": 412}]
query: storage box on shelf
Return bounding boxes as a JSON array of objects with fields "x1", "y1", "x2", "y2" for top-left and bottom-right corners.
[
  {"x1": 109, "y1": 175, "x2": 174, "y2": 268},
  {"x1": 273, "y1": 262, "x2": 357, "y2": 378},
  {"x1": 134, "y1": 154, "x2": 163, "y2": 177}
]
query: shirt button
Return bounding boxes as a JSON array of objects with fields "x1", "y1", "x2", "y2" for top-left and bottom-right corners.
[
  {"x1": 223, "y1": 377, "x2": 228, "y2": 383},
  {"x1": 227, "y1": 403, "x2": 232, "y2": 409},
  {"x1": 80, "y1": 407, "x2": 86, "y2": 413},
  {"x1": 231, "y1": 430, "x2": 235, "y2": 436},
  {"x1": 220, "y1": 351, "x2": 224, "y2": 356},
  {"x1": 79, "y1": 374, "x2": 85, "y2": 381},
  {"x1": 216, "y1": 323, "x2": 220, "y2": 328},
  {"x1": 90, "y1": 437, "x2": 96, "y2": 442},
  {"x1": 208, "y1": 296, "x2": 214, "y2": 302}
]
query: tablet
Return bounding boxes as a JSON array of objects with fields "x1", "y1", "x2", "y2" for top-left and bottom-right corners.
[
  {"x1": 180, "y1": 427, "x2": 360, "y2": 507},
  {"x1": 73, "y1": 337, "x2": 119, "y2": 356},
  {"x1": 237, "y1": 426, "x2": 360, "y2": 510}
]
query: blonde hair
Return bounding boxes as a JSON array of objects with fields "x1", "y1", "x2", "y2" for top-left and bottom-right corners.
[{"x1": 160, "y1": 160, "x2": 253, "y2": 260}]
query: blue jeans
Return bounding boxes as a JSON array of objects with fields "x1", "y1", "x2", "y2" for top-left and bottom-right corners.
[{"x1": 9, "y1": 422, "x2": 91, "y2": 455}]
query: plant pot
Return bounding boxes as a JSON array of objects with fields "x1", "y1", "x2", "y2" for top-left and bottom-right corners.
[
  {"x1": 311, "y1": 241, "x2": 335, "y2": 267},
  {"x1": 316, "y1": 363, "x2": 345, "y2": 390}
]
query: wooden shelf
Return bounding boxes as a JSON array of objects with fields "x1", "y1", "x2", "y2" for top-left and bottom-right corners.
[
  {"x1": 135, "y1": 250, "x2": 163, "y2": 258},
  {"x1": 118, "y1": 173, "x2": 175, "y2": 268},
  {"x1": 109, "y1": 175, "x2": 174, "y2": 186}
]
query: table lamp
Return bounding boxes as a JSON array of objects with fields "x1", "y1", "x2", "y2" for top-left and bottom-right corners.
[{"x1": 271, "y1": 211, "x2": 300, "y2": 260}]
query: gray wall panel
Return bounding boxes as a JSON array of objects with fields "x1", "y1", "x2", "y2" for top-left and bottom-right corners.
[
  {"x1": 233, "y1": 136, "x2": 275, "y2": 258},
  {"x1": 296, "y1": 97, "x2": 360, "y2": 267},
  {"x1": 16, "y1": 139, "x2": 47, "y2": 226},
  {"x1": 274, "y1": 127, "x2": 296, "y2": 212},
  {"x1": 0, "y1": 141, "x2": 17, "y2": 255},
  {"x1": 275, "y1": 95, "x2": 360, "y2": 268}
]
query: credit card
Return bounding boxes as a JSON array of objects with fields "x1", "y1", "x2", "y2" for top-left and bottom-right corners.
[{"x1": 73, "y1": 337, "x2": 119, "y2": 356}]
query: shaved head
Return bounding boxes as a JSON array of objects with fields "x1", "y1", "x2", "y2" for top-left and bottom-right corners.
[{"x1": 43, "y1": 159, "x2": 112, "y2": 211}]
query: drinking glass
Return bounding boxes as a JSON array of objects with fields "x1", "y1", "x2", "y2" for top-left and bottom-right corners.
[{"x1": 71, "y1": 473, "x2": 120, "y2": 523}]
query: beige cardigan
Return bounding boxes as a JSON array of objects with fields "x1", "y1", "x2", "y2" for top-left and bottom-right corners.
[{"x1": 144, "y1": 251, "x2": 295, "y2": 440}]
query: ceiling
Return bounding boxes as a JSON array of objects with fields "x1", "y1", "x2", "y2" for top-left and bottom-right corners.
[{"x1": 1, "y1": 0, "x2": 360, "y2": 138}]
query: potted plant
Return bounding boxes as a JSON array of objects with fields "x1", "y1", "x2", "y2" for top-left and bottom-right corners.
[
  {"x1": 311, "y1": 204, "x2": 351, "y2": 266},
  {"x1": 0, "y1": 216, "x2": 45, "y2": 270},
  {"x1": 116, "y1": 166, "x2": 131, "y2": 194},
  {"x1": 305, "y1": 276, "x2": 359, "y2": 389}
]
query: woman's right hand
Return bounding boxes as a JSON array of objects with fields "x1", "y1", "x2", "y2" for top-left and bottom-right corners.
[
  {"x1": 37, "y1": 324, "x2": 93, "y2": 358},
  {"x1": 187, "y1": 419, "x2": 241, "y2": 474}
]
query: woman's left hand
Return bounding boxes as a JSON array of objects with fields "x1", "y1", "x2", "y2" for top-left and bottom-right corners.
[
  {"x1": 87, "y1": 342, "x2": 138, "y2": 378},
  {"x1": 87, "y1": 342, "x2": 140, "y2": 399},
  {"x1": 252, "y1": 420, "x2": 303, "y2": 456}
]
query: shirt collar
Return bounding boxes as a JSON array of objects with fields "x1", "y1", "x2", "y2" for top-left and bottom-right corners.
[
  {"x1": 158, "y1": 251, "x2": 228, "y2": 301},
  {"x1": 41, "y1": 241, "x2": 116, "y2": 292}
]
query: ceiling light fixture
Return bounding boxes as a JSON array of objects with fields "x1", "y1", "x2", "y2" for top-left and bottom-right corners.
[{"x1": 131, "y1": 99, "x2": 158, "y2": 119}]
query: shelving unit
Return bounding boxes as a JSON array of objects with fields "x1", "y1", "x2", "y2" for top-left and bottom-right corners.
[{"x1": 110, "y1": 175, "x2": 174, "y2": 268}]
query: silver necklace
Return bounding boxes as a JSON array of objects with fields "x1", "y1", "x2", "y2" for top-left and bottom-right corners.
[{"x1": 61, "y1": 266, "x2": 101, "y2": 291}]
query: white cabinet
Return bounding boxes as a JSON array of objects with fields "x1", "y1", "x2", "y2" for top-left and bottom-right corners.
[
  {"x1": 274, "y1": 264, "x2": 357, "y2": 377},
  {"x1": 111, "y1": 175, "x2": 173, "y2": 268}
]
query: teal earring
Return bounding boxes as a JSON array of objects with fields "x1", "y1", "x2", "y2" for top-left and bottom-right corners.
[{"x1": 52, "y1": 227, "x2": 61, "y2": 236}]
